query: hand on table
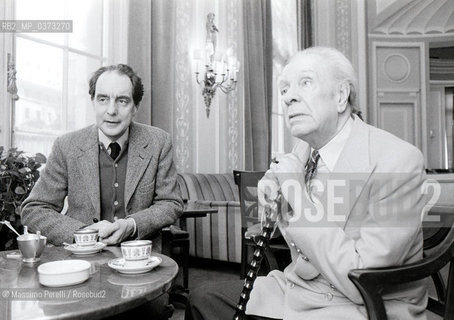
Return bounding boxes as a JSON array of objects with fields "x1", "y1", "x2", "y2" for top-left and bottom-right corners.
[{"x1": 88, "y1": 219, "x2": 135, "y2": 245}]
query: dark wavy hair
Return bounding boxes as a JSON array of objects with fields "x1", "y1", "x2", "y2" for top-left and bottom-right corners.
[{"x1": 88, "y1": 64, "x2": 144, "y2": 107}]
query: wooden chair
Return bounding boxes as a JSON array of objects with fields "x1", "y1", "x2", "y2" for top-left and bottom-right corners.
[
  {"x1": 233, "y1": 181, "x2": 454, "y2": 320},
  {"x1": 233, "y1": 170, "x2": 290, "y2": 279},
  {"x1": 348, "y1": 209, "x2": 454, "y2": 320},
  {"x1": 162, "y1": 225, "x2": 190, "y2": 289},
  {"x1": 162, "y1": 223, "x2": 191, "y2": 307}
]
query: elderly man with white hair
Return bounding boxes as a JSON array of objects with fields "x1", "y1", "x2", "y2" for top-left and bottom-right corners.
[{"x1": 185, "y1": 46, "x2": 428, "y2": 320}]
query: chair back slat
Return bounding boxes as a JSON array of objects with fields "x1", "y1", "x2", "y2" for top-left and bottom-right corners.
[
  {"x1": 421, "y1": 207, "x2": 454, "y2": 319},
  {"x1": 423, "y1": 177, "x2": 454, "y2": 319},
  {"x1": 233, "y1": 170, "x2": 265, "y2": 229}
]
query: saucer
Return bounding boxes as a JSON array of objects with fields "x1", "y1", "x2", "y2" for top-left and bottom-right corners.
[
  {"x1": 108, "y1": 256, "x2": 162, "y2": 274},
  {"x1": 64, "y1": 242, "x2": 106, "y2": 255},
  {"x1": 107, "y1": 273, "x2": 160, "y2": 286}
]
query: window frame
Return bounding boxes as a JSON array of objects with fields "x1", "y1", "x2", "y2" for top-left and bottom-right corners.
[{"x1": 0, "y1": 0, "x2": 128, "y2": 153}]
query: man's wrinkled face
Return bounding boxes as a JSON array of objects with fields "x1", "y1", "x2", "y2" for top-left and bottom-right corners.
[
  {"x1": 278, "y1": 54, "x2": 339, "y2": 146},
  {"x1": 92, "y1": 71, "x2": 137, "y2": 140}
]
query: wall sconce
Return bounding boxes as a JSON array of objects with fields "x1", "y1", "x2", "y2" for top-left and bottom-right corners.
[
  {"x1": 7, "y1": 53, "x2": 19, "y2": 101},
  {"x1": 193, "y1": 13, "x2": 240, "y2": 118}
]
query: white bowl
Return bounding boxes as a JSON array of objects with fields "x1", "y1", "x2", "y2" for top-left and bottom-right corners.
[{"x1": 38, "y1": 260, "x2": 91, "y2": 287}]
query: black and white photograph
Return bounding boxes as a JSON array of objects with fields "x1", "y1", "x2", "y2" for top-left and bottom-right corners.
[{"x1": 0, "y1": 0, "x2": 453, "y2": 319}]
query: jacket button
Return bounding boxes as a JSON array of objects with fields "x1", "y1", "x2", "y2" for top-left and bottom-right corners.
[
  {"x1": 289, "y1": 282, "x2": 295, "y2": 288},
  {"x1": 114, "y1": 201, "x2": 119, "y2": 206},
  {"x1": 324, "y1": 293, "x2": 333, "y2": 301}
]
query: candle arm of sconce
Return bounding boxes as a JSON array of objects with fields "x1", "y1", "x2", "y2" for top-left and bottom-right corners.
[
  {"x1": 195, "y1": 72, "x2": 202, "y2": 85},
  {"x1": 219, "y1": 80, "x2": 237, "y2": 94}
]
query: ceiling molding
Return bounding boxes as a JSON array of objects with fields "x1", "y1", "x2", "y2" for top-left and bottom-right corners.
[{"x1": 372, "y1": 0, "x2": 454, "y2": 36}]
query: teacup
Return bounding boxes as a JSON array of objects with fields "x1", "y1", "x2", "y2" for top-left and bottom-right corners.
[
  {"x1": 121, "y1": 240, "x2": 152, "y2": 267},
  {"x1": 17, "y1": 234, "x2": 47, "y2": 263},
  {"x1": 74, "y1": 228, "x2": 98, "y2": 247}
]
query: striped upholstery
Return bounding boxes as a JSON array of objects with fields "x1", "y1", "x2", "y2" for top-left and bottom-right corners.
[{"x1": 177, "y1": 173, "x2": 242, "y2": 263}]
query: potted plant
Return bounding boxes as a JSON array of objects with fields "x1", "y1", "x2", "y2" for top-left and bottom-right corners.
[{"x1": 0, "y1": 147, "x2": 46, "y2": 250}]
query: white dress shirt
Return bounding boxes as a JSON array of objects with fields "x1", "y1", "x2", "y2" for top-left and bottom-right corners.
[{"x1": 315, "y1": 116, "x2": 354, "y2": 173}]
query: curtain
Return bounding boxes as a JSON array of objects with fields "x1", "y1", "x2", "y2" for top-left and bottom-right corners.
[
  {"x1": 128, "y1": 0, "x2": 152, "y2": 125},
  {"x1": 149, "y1": 0, "x2": 177, "y2": 134},
  {"x1": 297, "y1": 0, "x2": 313, "y2": 50},
  {"x1": 243, "y1": 0, "x2": 273, "y2": 171}
]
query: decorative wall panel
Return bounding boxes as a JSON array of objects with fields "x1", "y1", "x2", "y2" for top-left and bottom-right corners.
[
  {"x1": 226, "y1": 0, "x2": 240, "y2": 172},
  {"x1": 372, "y1": 43, "x2": 426, "y2": 151},
  {"x1": 174, "y1": 0, "x2": 192, "y2": 172},
  {"x1": 378, "y1": 101, "x2": 417, "y2": 144},
  {"x1": 335, "y1": 0, "x2": 352, "y2": 60},
  {"x1": 375, "y1": 46, "x2": 420, "y2": 91}
]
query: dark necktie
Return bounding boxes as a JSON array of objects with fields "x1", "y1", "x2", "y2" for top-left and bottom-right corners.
[
  {"x1": 109, "y1": 142, "x2": 121, "y2": 160},
  {"x1": 305, "y1": 150, "x2": 320, "y2": 196}
]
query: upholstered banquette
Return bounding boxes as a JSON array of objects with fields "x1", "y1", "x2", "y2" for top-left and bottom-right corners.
[{"x1": 177, "y1": 173, "x2": 241, "y2": 263}]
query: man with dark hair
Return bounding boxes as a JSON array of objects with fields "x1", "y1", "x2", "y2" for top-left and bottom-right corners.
[
  {"x1": 22, "y1": 64, "x2": 181, "y2": 319},
  {"x1": 22, "y1": 63, "x2": 182, "y2": 248}
]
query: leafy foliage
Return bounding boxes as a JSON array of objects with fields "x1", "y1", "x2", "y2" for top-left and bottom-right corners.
[{"x1": 0, "y1": 147, "x2": 46, "y2": 249}]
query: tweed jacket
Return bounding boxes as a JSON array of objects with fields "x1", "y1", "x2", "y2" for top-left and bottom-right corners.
[
  {"x1": 21, "y1": 122, "x2": 183, "y2": 250},
  {"x1": 246, "y1": 116, "x2": 428, "y2": 320}
]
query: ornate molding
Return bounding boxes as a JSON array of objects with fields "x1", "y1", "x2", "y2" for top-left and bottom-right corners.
[
  {"x1": 175, "y1": 0, "x2": 191, "y2": 172},
  {"x1": 335, "y1": 0, "x2": 352, "y2": 60},
  {"x1": 226, "y1": 0, "x2": 240, "y2": 171},
  {"x1": 383, "y1": 53, "x2": 411, "y2": 83},
  {"x1": 373, "y1": 0, "x2": 454, "y2": 36}
]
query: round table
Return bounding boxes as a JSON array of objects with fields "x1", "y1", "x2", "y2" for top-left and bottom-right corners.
[{"x1": 0, "y1": 246, "x2": 178, "y2": 320}]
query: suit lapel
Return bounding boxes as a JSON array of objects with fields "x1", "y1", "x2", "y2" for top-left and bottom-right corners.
[
  {"x1": 77, "y1": 126, "x2": 101, "y2": 220},
  {"x1": 331, "y1": 116, "x2": 376, "y2": 228},
  {"x1": 125, "y1": 122, "x2": 154, "y2": 206}
]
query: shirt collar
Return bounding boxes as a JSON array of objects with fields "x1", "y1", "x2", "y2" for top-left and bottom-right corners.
[
  {"x1": 316, "y1": 116, "x2": 354, "y2": 172},
  {"x1": 98, "y1": 128, "x2": 129, "y2": 150}
]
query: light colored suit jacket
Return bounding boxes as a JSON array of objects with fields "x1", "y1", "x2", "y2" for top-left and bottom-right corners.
[
  {"x1": 247, "y1": 116, "x2": 428, "y2": 320},
  {"x1": 21, "y1": 122, "x2": 183, "y2": 250}
]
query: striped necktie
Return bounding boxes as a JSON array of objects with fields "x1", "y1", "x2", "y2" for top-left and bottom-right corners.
[{"x1": 305, "y1": 150, "x2": 320, "y2": 196}]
